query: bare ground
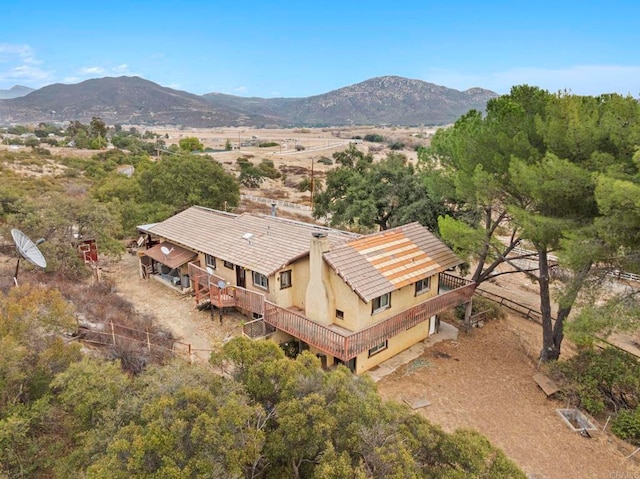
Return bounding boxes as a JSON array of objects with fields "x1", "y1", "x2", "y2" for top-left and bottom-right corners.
[
  {"x1": 377, "y1": 316, "x2": 640, "y2": 479},
  {"x1": 108, "y1": 253, "x2": 245, "y2": 362}
]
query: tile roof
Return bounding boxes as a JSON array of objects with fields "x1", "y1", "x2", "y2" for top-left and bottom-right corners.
[
  {"x1": 147, "y1": 206, "x2": 359, "y2": 276},
  {"x1": 323, "y1": 222, "x2": 461, "y2": 303}
]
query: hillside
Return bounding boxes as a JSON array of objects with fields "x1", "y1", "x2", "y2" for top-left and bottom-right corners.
[
  {"x1": 0, "y1": 75, "x2": 498, "y2": 127},
  {"x1": 208, "y1": 76, "x2": 496, "y2": 126},
  {"x1": 0, "y1": 85, "x2": 34, "y2": 100}
]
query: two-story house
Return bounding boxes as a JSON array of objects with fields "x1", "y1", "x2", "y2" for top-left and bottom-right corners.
[{"x1": 137, "y1": 206, "x2": 475, "y2": 374}]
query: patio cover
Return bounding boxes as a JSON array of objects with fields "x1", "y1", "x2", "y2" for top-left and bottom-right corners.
[{"x1": 143, "y1": 242, "x2": 197, "y2": 269}]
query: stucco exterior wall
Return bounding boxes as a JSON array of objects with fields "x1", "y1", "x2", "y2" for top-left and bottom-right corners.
[{"x1": 354, "y1": 318, "x2": 432, "y2": 374}]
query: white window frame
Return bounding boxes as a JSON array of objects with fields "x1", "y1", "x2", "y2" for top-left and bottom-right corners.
[
  {"x1": 252, "y1": 271, "x2": 269, "y2": 290},
  {"x1": 205, "y1": 254, "x2": 216, "y2": 270},
  {"x1": 368, "y1": 340, "x2": 388, "y2": 357},
  {"x1": 280, "y1": 269, "x2": 292, "y2": 289},
  {"x1": 372, "y1": 292, "x2": 391, "y2": 314},
  {"x1": 415, "y1": 276, "x2": 431, "y2": 296},
  {"x1": 223, "y1": 260, "x2": 234, "y2": 269}
]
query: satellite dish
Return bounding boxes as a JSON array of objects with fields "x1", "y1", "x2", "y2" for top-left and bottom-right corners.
[
  {"x1": 160, "y1": 245, "x2": 174, "y2": 256},
  {"x1": 217, "y1": 280, "x2": 226, "y2": 289},
  {"x1": 206, "y1": 266, "x2": 215, "y2": 275},
  {"x1": 10, "y1": 229, "x2": 47, "y2": 286}
]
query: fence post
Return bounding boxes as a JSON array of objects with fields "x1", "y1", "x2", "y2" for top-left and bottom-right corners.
[
  {"x1": 146, "y1": 329, "x2": 151, "y2": 352},
  {"x1": 110, "y1": 321, "x2": 116, "y2": 345}
]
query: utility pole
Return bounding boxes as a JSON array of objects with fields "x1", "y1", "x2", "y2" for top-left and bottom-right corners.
[{"x1": 310, "y1": 158, "x2": 315, "y2": 206}]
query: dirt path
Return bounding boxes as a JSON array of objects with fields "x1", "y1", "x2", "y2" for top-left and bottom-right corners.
[
  {"x1": 376, "y1": 315, "x2": 640, "y2": 479},
  {"x1": 110, "y1": 253, "x2": 242, "y2": 362}
]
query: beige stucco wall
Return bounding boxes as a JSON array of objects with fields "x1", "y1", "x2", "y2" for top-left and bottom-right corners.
[
  {"x1": 354, "y1": 318, "x2": 432, "y2": 374},
  {"x1": 328, "y1": 268, "x2": 440, "y2": 333}
]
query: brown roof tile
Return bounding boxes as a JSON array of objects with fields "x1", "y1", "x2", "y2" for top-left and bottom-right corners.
[
  {"x1": 147, "y1": 206, "x2": 358, "y2": 276},
  {"x1": 324, "y1": 222, "x2": 461, "y2": 302}
]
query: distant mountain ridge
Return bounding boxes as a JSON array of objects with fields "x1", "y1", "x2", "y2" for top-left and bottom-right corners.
[
  {"x1": 0, "y1": 75, "x2": 498, "y2": 127},
  {"x1": 0, "y1": 85, "x2": 34, "y2": 100}
]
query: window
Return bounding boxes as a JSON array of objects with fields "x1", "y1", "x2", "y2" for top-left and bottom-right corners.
[
  {"x1": 415, "y1": 277, "x2": 431, "y2": 296},
  {"x1": 280, "y1": 270, "x2": 292, "y2": 289},
  {"x1": 336, "y1": 309, "x2": 344, "y2": 320},
  {"x1": 368, "y1": 340, "x2": 388, "y2": 357},
  {"x1": 252, "y1": 271, "x2": 269, "y2": 290},
  {"x1": 371, "y1": 293, "x2": 391, "y2": 314},
  {"x1": 205, "y1": 254, "x2": 216, "y2": 270},
  {"x1": 223, "y1": 260, "x2": 234, "y2": 269}
]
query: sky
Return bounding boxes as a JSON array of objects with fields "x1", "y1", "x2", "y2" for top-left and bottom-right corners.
[{"x1": 1, "y1": 1, "x2": 639, "y2": 98}]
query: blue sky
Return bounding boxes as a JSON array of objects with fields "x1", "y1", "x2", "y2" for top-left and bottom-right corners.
[{"x1": 1, "y1": 1, "x2": 638, "y2": 98}]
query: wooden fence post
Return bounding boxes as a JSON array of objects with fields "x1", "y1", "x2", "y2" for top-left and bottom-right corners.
[{"x1": 110, "y1": 321, "x2": 116, "y2": 345}]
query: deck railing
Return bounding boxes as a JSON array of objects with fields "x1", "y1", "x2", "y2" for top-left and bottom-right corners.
[
  {"x1": 243, "y1": 318, "x2": 276, "y2": 339},
  {"x1": 186, "y1": 264, "x2": 476, "y2": 361},
  {"x1": 263, "y1": 278, "x2": 476, "y2": 361}
]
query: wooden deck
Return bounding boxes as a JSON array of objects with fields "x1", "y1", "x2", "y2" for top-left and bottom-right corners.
[{"x1": 188, "y1": 262, "x2": 475, "y2": 361}]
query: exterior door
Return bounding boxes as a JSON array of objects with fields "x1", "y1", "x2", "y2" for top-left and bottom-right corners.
[
  {"x1": 429, "y1": 315, "x2": 438, "y2": 335},
  {"x1": 236, "y1": 265, "x2": 246, "y2": 288}
]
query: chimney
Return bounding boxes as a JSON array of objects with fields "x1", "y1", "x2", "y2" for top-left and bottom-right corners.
[
  {"x1": 271, "y1": 202, "x2": 277, "y2": 217},
  {"x1": 305, "y1": 232, "x2": 333, "y2": 325}
]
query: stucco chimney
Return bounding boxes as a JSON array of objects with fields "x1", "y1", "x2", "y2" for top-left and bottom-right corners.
[
  {"x1": 271, "y1": 202, "x2": 277, "y2": 217},
  {"x1": 305, "y1": 232, "x2": 333, "y2": 325}
]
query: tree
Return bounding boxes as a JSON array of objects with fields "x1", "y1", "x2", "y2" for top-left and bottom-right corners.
[
  {"x1": 138, "y1": 153, "x2": 240, "y2": 212},
  {"x1": 314, "y1": 145, "x2": 448, "y2": 232},
  {"x1": 422, "y1": 86, "x2": 640, "y2": 361},
  {"x1": 178, "y1": 136, "x2": 204, "y2": 152}
]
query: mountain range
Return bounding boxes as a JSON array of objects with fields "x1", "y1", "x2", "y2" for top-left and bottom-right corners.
[
  {"x1": 0, "y1": 85, "x2": 35, "y2": 100},
  {"x1": 0, "y1": 75, "x2": 498, "y2": 127}
]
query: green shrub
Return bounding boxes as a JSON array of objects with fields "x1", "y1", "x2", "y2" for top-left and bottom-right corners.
[
  {"x1": 317, "y1": 157, "x2": 333, "y2": 165},
  {"x1": 551, "y1": 348, "x2": 640, "y2": 416},
  {"x1": 454, "y1": 296, "x2": 506, "y2": 322},
  {"x1": 258, "y1": 141, "x2": 279, "y2": 148},
  {"x1": 257, "y1": 159, "x2": 281, "y2": 179},
  {"x1": 612, "y1": 408, "x2": 640, "y2": 445},
  {"x1": 364, "y1": 134, "x2": 385, "y2": 142}
]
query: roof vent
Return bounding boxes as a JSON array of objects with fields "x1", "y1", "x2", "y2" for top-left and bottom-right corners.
[{"x1": 312, "y1": 232, "x2": 328, "y2": 239}]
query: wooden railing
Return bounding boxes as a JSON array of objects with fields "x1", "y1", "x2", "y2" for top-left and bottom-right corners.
[
  {"x1": 439, "y1": 272, "x2": 474, "y2": 291},
  {"x1": 263, "y1": 280, "x2": 476, "y2": 361},
  {"x1": 243, "y1": 318, "x2": 276, "y2": 339},
  {"x1": 264, "y1": 302, "x2": 348, "y2": 357},
  {"x1": 187, "y1": 264, "x2": 476, "y2": 361}
]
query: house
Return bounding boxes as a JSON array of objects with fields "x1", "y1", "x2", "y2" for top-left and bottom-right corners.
[{"x1": 137, "y1": 206, "x2": 475, "y2": 374}]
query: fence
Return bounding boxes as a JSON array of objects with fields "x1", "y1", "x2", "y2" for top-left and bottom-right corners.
[
  {"x1": 241, "y1": 194, "x2": 312, "y2": 212},
  {"x1": 77, "y1": 320, "x2": 214, "y2": 363}
]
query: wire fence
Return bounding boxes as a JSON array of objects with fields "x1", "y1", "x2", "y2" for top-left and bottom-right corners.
[
  {"x1": 241, "y1": 194, "x2": 312, "y2": 212},
  {"x1": 76, "y1": 320, "x2": 216, "y2": 363}
]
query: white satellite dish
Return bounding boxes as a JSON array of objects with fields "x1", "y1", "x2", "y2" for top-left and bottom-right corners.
[
  {"x1": 160, "y1": 245, "x2": 174, "y2": 256},
  {"x1": 217, "y1": 280, "x2": 226, "y2": 289},
  {"x1": 206, "y1": 266, "x2": 215, "y2": 275},
  {"x1": 10, "y1": 229, "x2": 47, "y2": 286}
]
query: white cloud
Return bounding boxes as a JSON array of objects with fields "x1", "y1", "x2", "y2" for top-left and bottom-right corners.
[
  {"x1": 0, "y1": 43, "x2": 52, "y2": 86},
  {"x1": 233, "y1": 86, "x2": 248, "y2": 93},
  {"x1": 0, "y1": 64, "x2": 53, "y2": 83},
  {"x1": 112, "y1": 64, "x2": 132, "y2": 75},
  {"x1": 424, "y1": 65, "x2": 640, "y2": 96},
  {"x1": 0, "y1": 43, "x2": 35, "y2": 63},
  {"x1": 79, "y1": 66, "x2": 105, "y2": 75}
]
